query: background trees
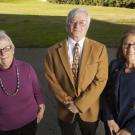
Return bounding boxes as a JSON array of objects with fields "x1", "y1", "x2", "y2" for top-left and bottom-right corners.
[{"x1": 48, "y1": 0, "x2": 135, "y2": 8}]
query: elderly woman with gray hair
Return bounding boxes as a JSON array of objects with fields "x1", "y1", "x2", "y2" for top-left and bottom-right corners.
[{"x1": 0, "y1": 30, "x2": 45, "y2": 135}]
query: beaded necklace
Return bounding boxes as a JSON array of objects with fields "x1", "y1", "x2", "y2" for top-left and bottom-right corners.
[{"x1": 0, "y1": 65, "x2": 20, "y2": 96}]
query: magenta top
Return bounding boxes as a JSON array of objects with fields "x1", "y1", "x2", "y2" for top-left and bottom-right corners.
[{"x1": 0, "y1": 59, "x2": 44, "y2": 131}]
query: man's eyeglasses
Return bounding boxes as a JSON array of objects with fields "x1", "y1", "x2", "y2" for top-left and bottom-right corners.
[
  {"x1": 123, "y1": 43, "x2": 135, "y2": 49},
  {"x1": 70, "y1": 20, "x2": 87, "y2": 26},
  {"x1": 0, "y1": 45, "x2": 12, "y2": 55}
]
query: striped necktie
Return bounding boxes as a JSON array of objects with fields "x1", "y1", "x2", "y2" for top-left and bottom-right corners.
[{"x1": 72, "y1": 43, "x2": 79, "y2": 88}]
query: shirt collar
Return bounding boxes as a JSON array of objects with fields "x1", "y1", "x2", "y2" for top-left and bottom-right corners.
[{"x1": 67, "y1": 37, "x2": 85, "y2": 49}]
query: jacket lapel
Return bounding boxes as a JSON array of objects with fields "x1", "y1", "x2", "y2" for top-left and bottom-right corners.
[
  {"x1": 78, "y1": 38, "x2": 93, "y2": 87},
  {"x1": 58, "y1": 39, "x2": 75, "y2": 87}
]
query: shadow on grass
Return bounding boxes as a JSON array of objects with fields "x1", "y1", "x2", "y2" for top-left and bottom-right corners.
[{"x1": 0, "y1": 14, "x2": 134, "y2": 48}]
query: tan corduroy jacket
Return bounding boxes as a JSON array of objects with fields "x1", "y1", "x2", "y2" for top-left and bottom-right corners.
[{"x1": 44, "y1": 37, "x2": 108, "y2": 123}]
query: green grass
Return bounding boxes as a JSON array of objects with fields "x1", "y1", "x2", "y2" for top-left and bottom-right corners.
[{"x1": 0, "y1": 0, "x2": 135, "y2": 47}]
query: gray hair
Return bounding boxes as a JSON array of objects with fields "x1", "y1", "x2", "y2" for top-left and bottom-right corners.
[
  {"x1": 0, "y1": 30, "x2": 15, "y2": 49},
  {"x1": 66, "y1": 8, "x2": 91, "y2": 27}
]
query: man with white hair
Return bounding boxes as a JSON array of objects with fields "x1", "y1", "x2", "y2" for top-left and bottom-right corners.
[{"x1": 44, "y1": 7, "x2": 108, "y2": 135}]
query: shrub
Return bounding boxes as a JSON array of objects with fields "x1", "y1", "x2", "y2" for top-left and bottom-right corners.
[{"x1": 48, "y1": 0, "x2": 135, "y2": 8}]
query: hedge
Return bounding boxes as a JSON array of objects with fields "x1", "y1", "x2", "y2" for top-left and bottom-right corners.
[{"x1": 48, "y1": 0, "x2": 135, "y2": 8}]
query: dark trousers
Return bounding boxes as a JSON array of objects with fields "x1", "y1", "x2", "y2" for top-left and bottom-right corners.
[
  {"x1": 58, "y1": 115, "x2": 98, "y2": 135},
  {"x1": 0, "y1": 119, "x2": 37, "y2": 135}
]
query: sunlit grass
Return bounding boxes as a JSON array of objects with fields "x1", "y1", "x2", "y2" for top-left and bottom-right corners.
[{"x1": 0, "y1": 0, "x2": 135, "y2": 47}]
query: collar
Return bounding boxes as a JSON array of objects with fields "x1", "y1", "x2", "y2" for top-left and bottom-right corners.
[{"x1": 67, "y1": 37, "x2": 85, "y2": 49}]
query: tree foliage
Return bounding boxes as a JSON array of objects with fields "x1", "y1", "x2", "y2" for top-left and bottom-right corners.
[{"x1": 48, "y1": 0, "x2": 135, "y2": 8}]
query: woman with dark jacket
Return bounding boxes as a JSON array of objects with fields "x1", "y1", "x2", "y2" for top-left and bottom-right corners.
[{"x1": 102, "y1": 28, "x2": 135, "y2": 135}]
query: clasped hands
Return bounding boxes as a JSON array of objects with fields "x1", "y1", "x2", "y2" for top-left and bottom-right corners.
[{"x1": 64, "y1": 100, "x2": 79, "y2": 114}]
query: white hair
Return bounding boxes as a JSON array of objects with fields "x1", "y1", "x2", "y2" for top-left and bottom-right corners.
[
  {"x1": 0, "y1": 30, "x2": 15, "y2": 49},
  {"x1": 66, "y1": 7, "x2": 91, "y2": 27}
]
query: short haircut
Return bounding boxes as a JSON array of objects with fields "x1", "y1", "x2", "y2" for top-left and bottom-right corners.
[
  {"x1": 0, "y1": 30, "x2": 15, "y2": 49},
  {"x1": 66, "y1": 7, "x2": 91, "y2": 27}
]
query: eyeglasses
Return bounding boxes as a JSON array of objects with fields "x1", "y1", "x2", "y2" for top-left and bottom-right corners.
[
  {"x1": 0, "y1": 45, "x2": 12, "y2": 55},
  {"x1": 123, "y1": 43, "x2": 135, "y2": 49},
  {"x1": 70, "y1": 20, "x2": 87, "y2": 26}
]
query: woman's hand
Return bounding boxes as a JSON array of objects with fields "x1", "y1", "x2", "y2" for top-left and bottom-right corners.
[
  {"x1": 37, "y1": 104, "x2": 45, "y2": 124},
  {"x1": 107, "y1": 120, "x2": 120, "y2": 135},
  {"x1": 116, "y1": 129, "x2": 131, "y2": 135}
]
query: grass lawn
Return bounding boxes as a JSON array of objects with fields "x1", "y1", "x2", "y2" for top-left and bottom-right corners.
[{"x1": 0, "y1": 0, "x2": 135, "y2": 47}]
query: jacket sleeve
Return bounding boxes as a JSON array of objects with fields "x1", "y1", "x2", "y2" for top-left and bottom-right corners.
[
  {"x1": 101, "y1": 80, "x2": 114, "y2": 121},
  {"x1": 101, "y1": 60, "x2": 119, "y2": 121},
  {"x1": 74, "y1": 46, "x2": 108, "y2": 113},
  {"x1": 124, "y1": 116, "x2": 135, "y2": 134},
  {"x1": 44, "y1": 49, "x2": 72, "y2": 104}
]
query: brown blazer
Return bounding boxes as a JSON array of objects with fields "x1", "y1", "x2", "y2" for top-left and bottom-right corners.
[{"x1": 44, "y1": 37, "x2": 108, "y2": 122}]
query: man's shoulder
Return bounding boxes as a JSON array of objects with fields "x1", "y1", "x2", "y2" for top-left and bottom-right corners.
[
  {"x1": 48, "y1": 39, "x2": 66, "y2": 52},
  {"x1": 86, "y1": 37, "x2": 106, "y2": 48}
]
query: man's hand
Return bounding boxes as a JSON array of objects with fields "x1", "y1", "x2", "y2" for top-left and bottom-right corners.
[
  {"x1": 107, "y1": 120, "x2": 120, "y2": 135},
  {"x1": 64, "y1": 101, "x2": 79, "y2": 114}
]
